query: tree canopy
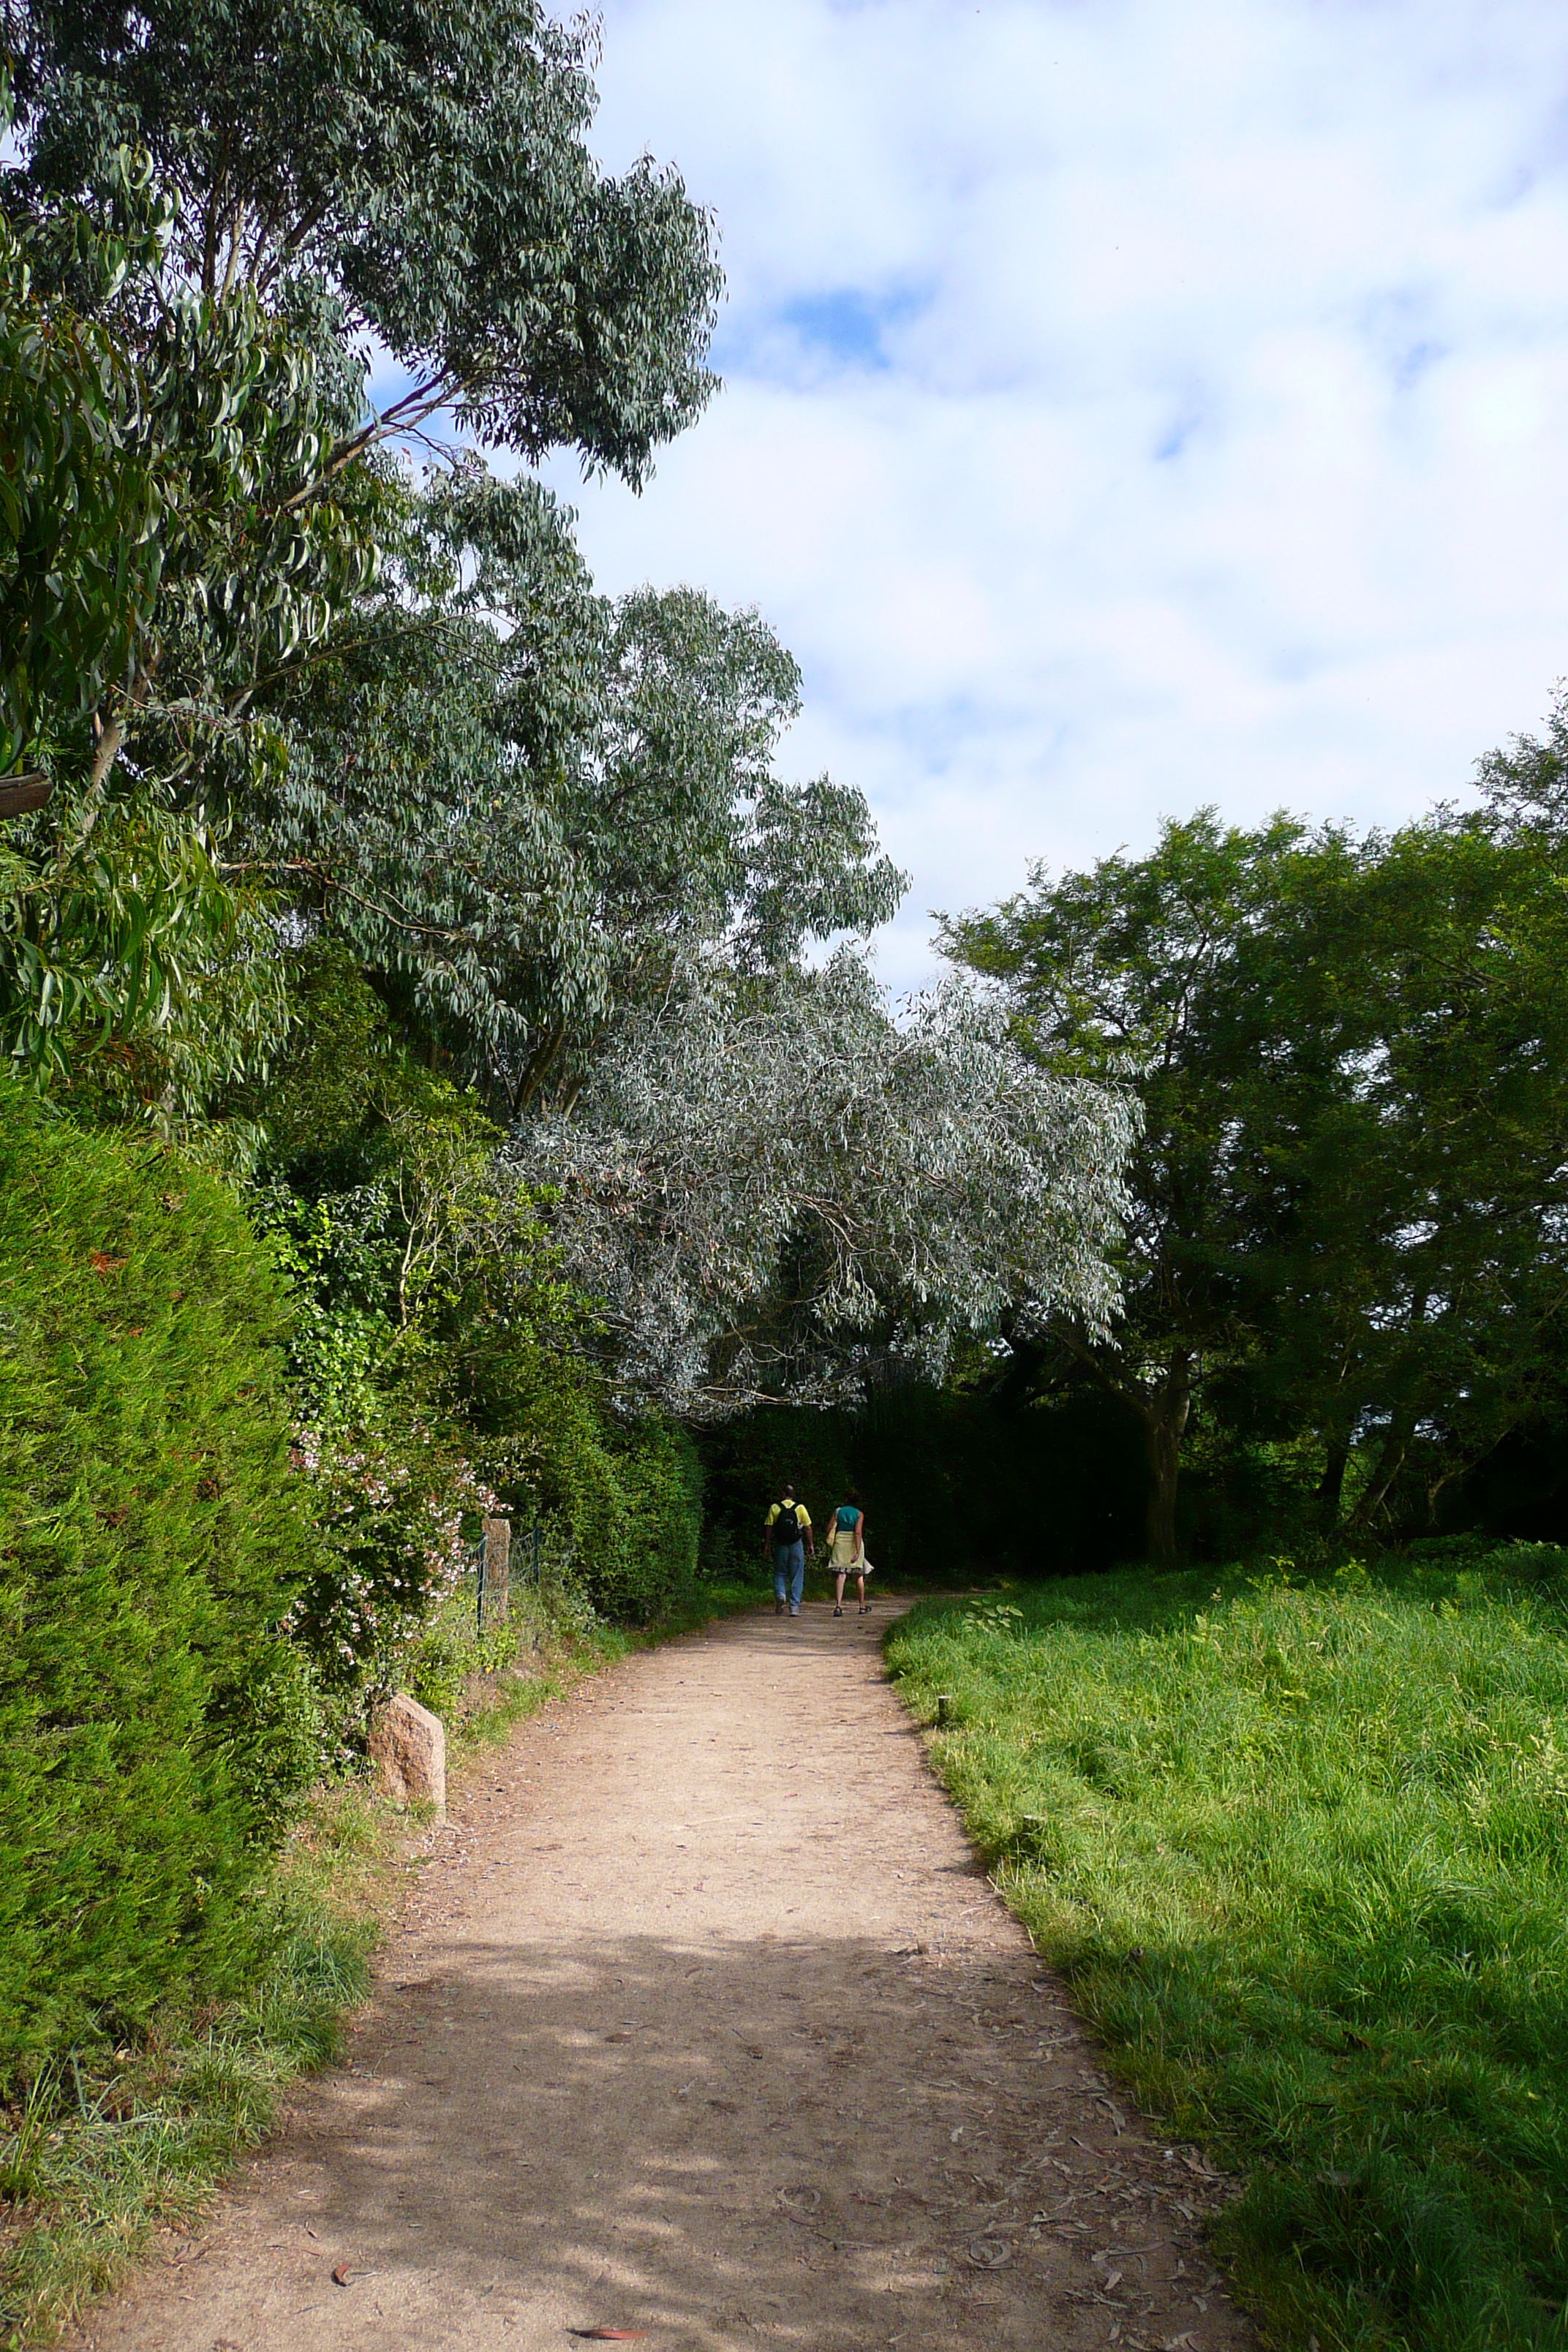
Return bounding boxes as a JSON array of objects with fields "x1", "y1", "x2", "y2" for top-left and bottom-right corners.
[
  {"x1": 521, "y1": 953, "x2": 1134, "y2": 1414},
  {"x1": 7, "y1": 0, "x2": 722, "y2": 478},
  {"x1": 248, "y1": 469, "x2": 908, "y2": 1104},
  {"x1": 943, "y1": 784, "x2": 1568, "y2": 1564}
]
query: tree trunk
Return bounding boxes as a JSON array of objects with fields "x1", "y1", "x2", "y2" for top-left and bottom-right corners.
[
  {"x1": 1316, "y1": 1435, "x2": 1351, "y2": 1531},
  {"x1": 1141, "y1": 1370, "x2": 1191, "y2": 1572},
  {"x1": 1354, "y1": 1408, "x2": 1414, "y2": 1528},
  {"x1": 1354, "y1": 1294, "x2": 1430, "y2": 1531}
]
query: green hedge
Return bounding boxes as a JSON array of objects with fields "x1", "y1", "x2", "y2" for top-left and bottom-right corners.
[{"x1": 0, "y1": 1087, "x2": 320, "y2": 2070}]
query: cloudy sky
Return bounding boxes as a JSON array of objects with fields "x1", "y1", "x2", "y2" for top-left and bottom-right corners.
[{"x1": 538, "y1": 0, "x2": 1568, "y2": 990}]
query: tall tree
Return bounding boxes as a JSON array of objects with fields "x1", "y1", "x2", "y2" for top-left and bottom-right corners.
[
  {"x1": 0, "y1": 139, "x2": 377, "y2": 1095},
  {"x1": 7, "y1": 0, "x2": 720, "y2": 479},
  {"x1": 1, "y1": 1, "x2": 730, "y2": 1109},
  {"x1": 246, "y1": 467, "x2": 908, "y2": 1104},
  {"x1": 4, "y1": 0, "x2": 720, "y2": 828},
  {"x1": 520, "y1": 953, "x2": 1134, "y2": 1414},
  {"x1": 942, "y1": 813, "x2": 1352, "y2": 1567},
  {"x1": 944, "y1": 793, "x2": 1568, "y2": 1564}
]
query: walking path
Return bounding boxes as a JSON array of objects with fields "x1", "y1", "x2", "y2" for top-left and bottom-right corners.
[{"x1": 75, "y1": 1602, "x2": 1254, "y2": 2352}]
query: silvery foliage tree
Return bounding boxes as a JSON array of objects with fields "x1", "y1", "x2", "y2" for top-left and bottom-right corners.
[{"x1": 516, "y1": 951, "x2": 1137, "y2": 1414}]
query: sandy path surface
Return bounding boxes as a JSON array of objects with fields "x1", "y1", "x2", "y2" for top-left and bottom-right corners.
[{"x1": 75, "y1": 1602, "x2": 1254, "y2": 2352}]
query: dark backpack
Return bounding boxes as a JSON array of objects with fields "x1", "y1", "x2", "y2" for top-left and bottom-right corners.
[{"x1": 773, "y1": 1501, "x2": 802, "y2": 1548}]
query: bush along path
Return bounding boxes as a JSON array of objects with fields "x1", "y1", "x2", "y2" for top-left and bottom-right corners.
[
  {"x1": 60, "y1": 1599, "x2": 1252, "y2": 2352},
  {"x1": 0, "y1": 1580, "x2": 668, "y2": 2350}
]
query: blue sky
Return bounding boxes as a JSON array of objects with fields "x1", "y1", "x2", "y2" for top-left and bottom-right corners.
[{"x1": 524, "y1": 0, "x2": 1568, "y2": 990}]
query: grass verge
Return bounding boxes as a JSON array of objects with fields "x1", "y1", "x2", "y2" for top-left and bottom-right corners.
[
  {"x1": 0, "y1": 1574, "x2": 757, "y2": 2347},
  {"x1": 885, "y1": 1546, "x2": 1568, "y2": 2352},
  {"x1": 0, "y1": 1784, "x2": 383, "y2": 2350}
]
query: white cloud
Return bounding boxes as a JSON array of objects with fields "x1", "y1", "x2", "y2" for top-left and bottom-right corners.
[{"x1": 539, "y1": 0, "x2": 1568, "y2": 988}]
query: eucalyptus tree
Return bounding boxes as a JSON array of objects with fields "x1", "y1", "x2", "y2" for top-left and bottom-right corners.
[
  {"x1": 4, "y1": 0, "x2": 720, "y2": 855},
  {"x1": 0, "y1": 143, "x2": 378, "y2": 1095},
  {"x1": 516, "y1": 951, "x2": 1135, "y2": 1414},
  {"x1": 254, "y1": 466, "x2": 907, "y2": 1104},
  {"x1": 0, "y1": 148, "x2": 161, "y2": 786},
  {"x1": 1, "y1": 0, "x2": 725, "y2": 1101},
  {"x1": 7, "y1": 0, "x2": 720, "y2": 480}
]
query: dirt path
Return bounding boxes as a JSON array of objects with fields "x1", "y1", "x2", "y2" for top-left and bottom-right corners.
[{"x1": 75, "y1": 1602, "x2": 1254, "y2": 2352}]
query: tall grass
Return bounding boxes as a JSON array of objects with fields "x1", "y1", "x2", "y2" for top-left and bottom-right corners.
[{"x1": 886, "y1": 1549, "x2": 1568, "y2": 2352}]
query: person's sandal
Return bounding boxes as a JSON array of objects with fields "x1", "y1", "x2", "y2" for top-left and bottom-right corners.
[{"x1": 833, "y1": 1605, "x2": 844, "y2": 1616}]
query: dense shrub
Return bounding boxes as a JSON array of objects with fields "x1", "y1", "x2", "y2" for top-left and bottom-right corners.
[
  {"x1": 604, "y1": 1414, "x2": 704, "y2": 1621},
  {"x1": 0, "y1": 1085, "x2": 320, "y2": 2069},
  {"x1": 486, "y1": 1351, "x2": 703, "y2": 1623}
]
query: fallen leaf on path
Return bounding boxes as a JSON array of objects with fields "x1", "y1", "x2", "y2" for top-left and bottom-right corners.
[
  {"x1": 568, "y1": 2332, "x2": 647, "y2": 2340},
  {"x1": 966, "y1": 2239, "x2": 1013, "y2": 2269},
  {"x1": 331, "y1": 2264, "x2": 374, "y2": 2287}
]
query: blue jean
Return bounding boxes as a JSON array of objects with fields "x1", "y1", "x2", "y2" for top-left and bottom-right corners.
[{"x1": 773, "y1": 1541, "x2": 805, "y2": 1610}]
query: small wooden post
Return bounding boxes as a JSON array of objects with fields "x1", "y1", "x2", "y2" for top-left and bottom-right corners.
[
  {"x1": 482, "y1": 1516, "x2": 511, "y2": 1626},
  {"x1": 936, "y1": 1692, "x2": 954, "y2": 1727}
]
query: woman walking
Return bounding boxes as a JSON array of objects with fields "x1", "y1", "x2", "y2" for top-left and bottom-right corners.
[{"x1": 829, "y1": 1488, "x2": 871, "y2": 1616}]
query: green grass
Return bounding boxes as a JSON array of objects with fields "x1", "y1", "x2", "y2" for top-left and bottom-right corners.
[{"x1": 885, "y1": 1548, "x2": 1568, "y2": 2352}]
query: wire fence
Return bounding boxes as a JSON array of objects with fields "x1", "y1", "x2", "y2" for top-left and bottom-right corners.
[{"x1": 447, "y1": 1513, "x2": 579, "y2": 1637}]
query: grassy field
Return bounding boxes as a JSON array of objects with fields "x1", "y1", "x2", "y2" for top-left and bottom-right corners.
[
  {"x1": 886, "y1": 1547, "x2": 1568, "y2": 2352},
  {"x1": 0, "y1": 1573, "x2": 758, "y2": 2348}
]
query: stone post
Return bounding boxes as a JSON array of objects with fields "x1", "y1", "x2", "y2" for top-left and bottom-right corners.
[
  {"x1": 368, "y1": 1693, "x2": 446, "y2": 1820},
  {"x1": 482, "y1": 1514, "x2": 511, "y2": 1625}
]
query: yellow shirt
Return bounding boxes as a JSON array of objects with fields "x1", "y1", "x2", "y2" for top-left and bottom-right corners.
[{"x1": 765, "y1": 1499, "x2": 811, "y2": 1535}]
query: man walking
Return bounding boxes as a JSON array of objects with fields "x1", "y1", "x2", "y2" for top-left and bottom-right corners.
[{"x1": 764, "y1": 1482, "x2": 814, "y2": 1617}]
